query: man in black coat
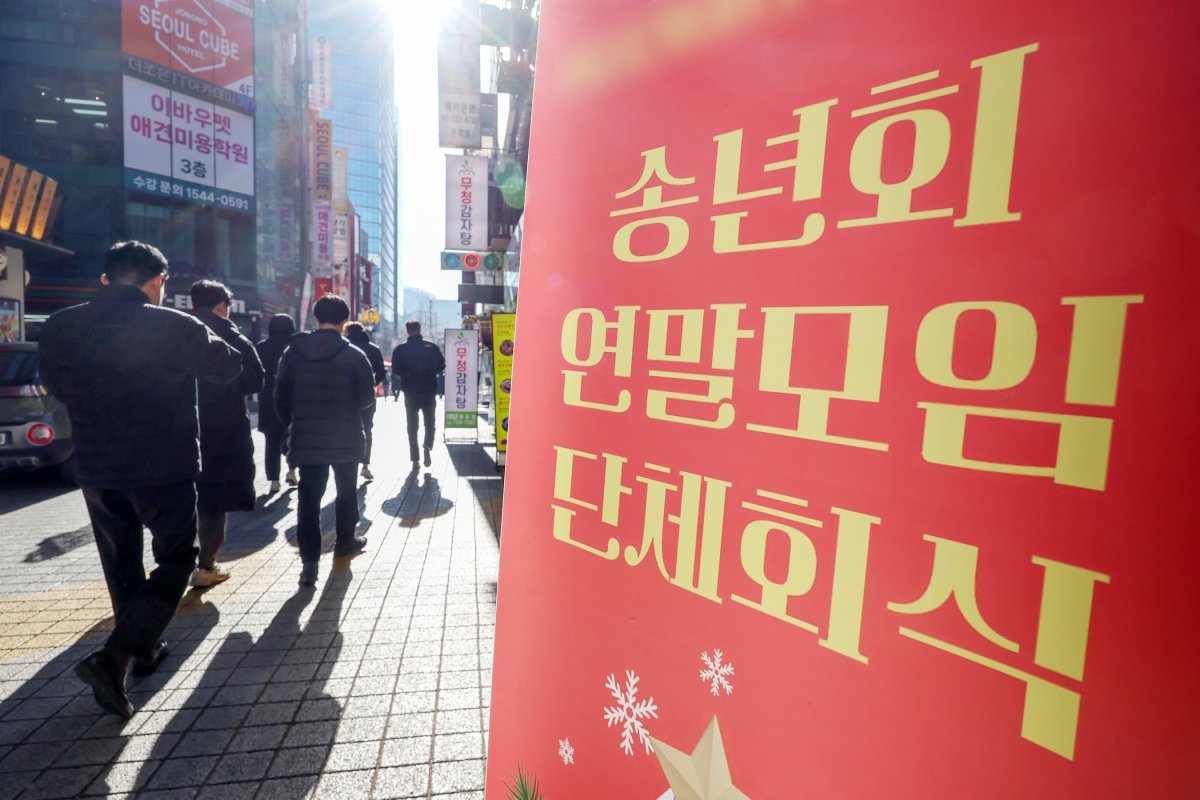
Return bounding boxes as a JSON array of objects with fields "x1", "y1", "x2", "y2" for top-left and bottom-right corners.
[
  {"x1": 255, "y1": 313, "x2": 300, "y2": 492},
  {"x1": 190, "y1": 280, "x2": 265, "y2": 587},
  {"x1": 391, "y1": 320, "x2": 446, "y2": 471},
  {"x1": 275, "y1": 296, "x2": 376, "y2": 586},
  {"x1": 38, "y1": 241, "x2": 242, "y2": 718},
  {"x1": 345, "y1": 322, "x2": 387, "y2": 481}
]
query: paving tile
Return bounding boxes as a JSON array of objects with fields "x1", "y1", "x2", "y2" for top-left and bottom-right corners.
[
  {"x1": 0, "y1": 415, "x2": 502, "y2": 799},
  {"x1": 373, "y1": 764, "x2": 429, "y2": 799},
  {"x1": 430, "y1": 759, "x2": 485, "y2": 794}
]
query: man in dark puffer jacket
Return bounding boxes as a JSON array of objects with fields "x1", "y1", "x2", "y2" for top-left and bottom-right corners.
[
  {"x1": 38, "y1": 241, "x2": 242, "y2": 718},
  {"x1": 275, "y1": 296, "x2": 376, "y2": 586}
]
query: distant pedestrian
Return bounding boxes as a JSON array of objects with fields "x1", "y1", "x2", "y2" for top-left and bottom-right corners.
[
  {"x1": 390, "y1": 370, "x2": 401, "y2": 401},
  {"x1": 255, "y1": 314, "x2": 300, "y2": 492},
  {"x1": 189, "y1": 280, "x2": 264, "y2": 587},
  {"x1": 345, "y1": 322, "x2": 387, "y2": 481},
  {"x1": 38, "y1": 241, "x2": 242, "y2": 718},
  {"x1": 275, "y1": 296, "x2": 376, "y2": 586},
  {"x1": 392, "y1": 320, "x2": 446, "y2": 471}
]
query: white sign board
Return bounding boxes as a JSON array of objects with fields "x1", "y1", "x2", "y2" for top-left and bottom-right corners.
[
  {"x1": 444, "y1": 328, "x2": 479, "y2": 429},
  {"x1": 123, "y1": 74, "x2": 255, "y2": 198},
  {"x1": 311, "y1": 35, "x2": 333, "y2": 109},
  {"x1": 437, "y1": 1, "x2": 481, "y2": 148},
  {"x1": 446, "y1": 155, "x2": 489, "y2": 252},
  {"x1": 311, "y1": 200, "x2": 332, "y2": 274}
]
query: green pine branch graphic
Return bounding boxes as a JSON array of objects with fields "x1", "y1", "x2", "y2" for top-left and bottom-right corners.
[{"x1": 505, "y1": 764, "x2": 546, "y2": 800}]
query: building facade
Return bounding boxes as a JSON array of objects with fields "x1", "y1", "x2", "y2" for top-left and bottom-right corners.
[
  {"x1": 0, "y1": 0, "x2": 311, "y2": 339},
  {"x1": 308, "y1": 1, "x2": 400, "y2": 347}
]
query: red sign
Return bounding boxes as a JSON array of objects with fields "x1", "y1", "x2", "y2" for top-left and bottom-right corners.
[
  {"x1": 122, "y1": 0, "x2": 255, "y2": 97},
  {"x1": 463, "y1": 252, "x2": 481, "y2": 270},
  {"x1": 311, "y1": 278, "x2": 334, "y2": 302},
  {"x1": 486, "y1": 1, "x2": 1200, "y2": 798}
]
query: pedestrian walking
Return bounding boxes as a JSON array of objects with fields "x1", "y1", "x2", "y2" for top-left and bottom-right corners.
[
  {"x1": 345, "y1": 322, "x2": 387, "y2": 481},
  {"x1": 390, "y1": 370, "x2": 402, "y2": 401},
  {"x1": 255, "y1": 313, "x2": 300, "y2": 492},
  {"x1": 391, "y1": 320, "x2": 446, "y2": 471},
  {"x1": 275, "y1": 296, "x2": 376, "y2": 586},
  {"x1": 189, "y1": 280, "x2": 264, "y2": 587},
  {"x1": 37, "y1": 241, "x2": 242, "y2": 718}
]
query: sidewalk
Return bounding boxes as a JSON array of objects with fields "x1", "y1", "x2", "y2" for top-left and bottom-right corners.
[{"x1": 0, "y1": 402, "x2": 503, "y2": 799}]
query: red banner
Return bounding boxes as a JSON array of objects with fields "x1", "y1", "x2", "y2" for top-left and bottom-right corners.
[
  {"x1": 122, "y1": 0, "x2": 255, "y2": 96},
  {"x1": 487, "y1": 1, "x2": 1200, "y2": 798}
]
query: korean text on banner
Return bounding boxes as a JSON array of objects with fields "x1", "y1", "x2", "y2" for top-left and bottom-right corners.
[
  {"x1": 122, "y1": 74, "x2": 255, "y2": 208},
  {"x1": 437, "y1": 0, "x2": 482, "y2": 148},
  {"x1": 446, "y1": 155, "x2": 489, "y2": 252},
  {"x1": 311, "y1": 201, "x2": 332, "y2": 275},
  {"x1": 491, "y1": 313, "x2": 514, "y2": 452},
  {"x1": 444, "y1": 329, "x2": 480, "y2": 429},
  {"x1": 311, "y1": 35, "x2": 333, "y2": 109},
  {"x1": 483, "y1": 2, "x2": 1200, "y2": 799}
]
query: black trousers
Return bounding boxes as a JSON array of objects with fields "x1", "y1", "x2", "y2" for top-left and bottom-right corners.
[
  {"x1": 263, "y1": 429, "x2": 284, "y2": 482},
  {"x1": 361, "y1": 406, "x2": 376, "y2": 465},
  {"x1": 404, "y1": 391, "x2": 437, "y2": 461},
  {"x1": 296, "y1": 462, "x2": 359, "y2": 563},
  {"x1": 81, "y1": 480, "x2": 198, "y2": 657}
]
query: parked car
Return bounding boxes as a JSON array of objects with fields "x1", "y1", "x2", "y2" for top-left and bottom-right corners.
[{"x1": 0, "y1": 342, "x2": 75, "y2": 482}]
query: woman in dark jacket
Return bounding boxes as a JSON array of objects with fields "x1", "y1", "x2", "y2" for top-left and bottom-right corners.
[
  {"x1": 255, "y1": 314, "x2": 298, "y2": 492},
  {"x1": 190, "y1": 281, "x2": 265, "y2": 587},
  {"x1": 345, "y1": 322, "x2": 387, "y2": 480}
]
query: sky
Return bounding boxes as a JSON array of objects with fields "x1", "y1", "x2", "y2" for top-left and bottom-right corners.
[{"x1": 394, "y1": 3, "x2": 462, "y2": 302}]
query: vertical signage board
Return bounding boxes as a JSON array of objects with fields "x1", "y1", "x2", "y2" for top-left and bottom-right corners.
[
  {"x1": 437, "y1": 0, "x2": 482, "y2": 148},
  {"x1": 485, "y1": 2, "x2": 1200, "y2": 798},
  {"x1": 491, "y1": 312, "x2": 514, "y2": 453},
  {"x1": 446, "y1": 155, "x2": 489, "y2": 252},
  {"x1": 444, "y1": 328, "x2": 480, "y2": 429}
]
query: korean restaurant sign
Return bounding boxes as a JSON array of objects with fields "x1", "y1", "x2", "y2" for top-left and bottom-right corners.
[
  {"x1": 444, "y1": 328, "x2": 480, "y2": 429},
  {"x1": 492, "y1": 313, "x2": 514, "y2": 452},
  {"x1": 485, "y1": 1, "x2": 1200, "y2": 798},
  {"x1": 121, "y1": 74, "x2": 255, "y2": 212},
  {"x1": 121, "y1": 0, "x2": 255, "y2": 98},
  {"x1": 446, "y1": 155, "x2": 489, "y2": 251}
]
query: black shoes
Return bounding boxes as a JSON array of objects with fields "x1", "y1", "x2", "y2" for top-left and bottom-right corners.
[
  {"x1": 75, "y1": 650, "x2": 134, "y2": 720},
  {"x1": 131, "y1": 641, "x2": 170, "y2": 678},
  {"x1": 334, "y1": 536, "x2": 367, "y2": 558},
  {"x1": 423, "y1": 447, "x2": 432, "y2": 467}
]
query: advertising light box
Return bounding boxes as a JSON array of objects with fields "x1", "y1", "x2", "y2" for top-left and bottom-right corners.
[
  {"x1": 122, "y1": 0, "x2": 255, "y2": 98},
  {"x1": 122, "y1": 75, "x2": 255, "y2": 211},
  {"x1": 484, "y1": 1, "x2": 1200, "y2": 798}
]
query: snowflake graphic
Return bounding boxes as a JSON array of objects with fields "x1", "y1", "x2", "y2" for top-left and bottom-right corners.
[
  {"x1": 699, "y1": 649, "x2": 735, "y2": 696},
  {"x1": 558, "y1": 738, "x2": 575, "y2": 765},
  {"x1": 602, "y1": 670, "x2": 659, "y2": 756}
]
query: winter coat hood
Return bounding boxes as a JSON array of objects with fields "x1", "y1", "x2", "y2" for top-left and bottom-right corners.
[
  {"x1": 267, "y1": 314, "x2": 297, "y2": 339},
  {"x1": 288, "y1": 329, "x2": 350, "y2": 362}
]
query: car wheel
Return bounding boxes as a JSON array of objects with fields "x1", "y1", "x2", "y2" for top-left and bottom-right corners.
[{"x1": 58, "y1": 455, "x2": 79, "y2": 485}]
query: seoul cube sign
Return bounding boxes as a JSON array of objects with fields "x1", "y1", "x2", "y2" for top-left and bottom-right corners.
[
  {"x1": 122, "y1": 0, "x2": 255, "y2": 97},
  {"x1": 485, "y1": 1, "x2": 1200, "y2": 798}
]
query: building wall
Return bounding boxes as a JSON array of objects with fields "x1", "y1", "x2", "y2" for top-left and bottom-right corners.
[
  {"x1": 0, "y1": 1, "x2": 125, "y2": 309},
  {"x1": 254, "y1": 0, "x2": 309, "y2": 320}
]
